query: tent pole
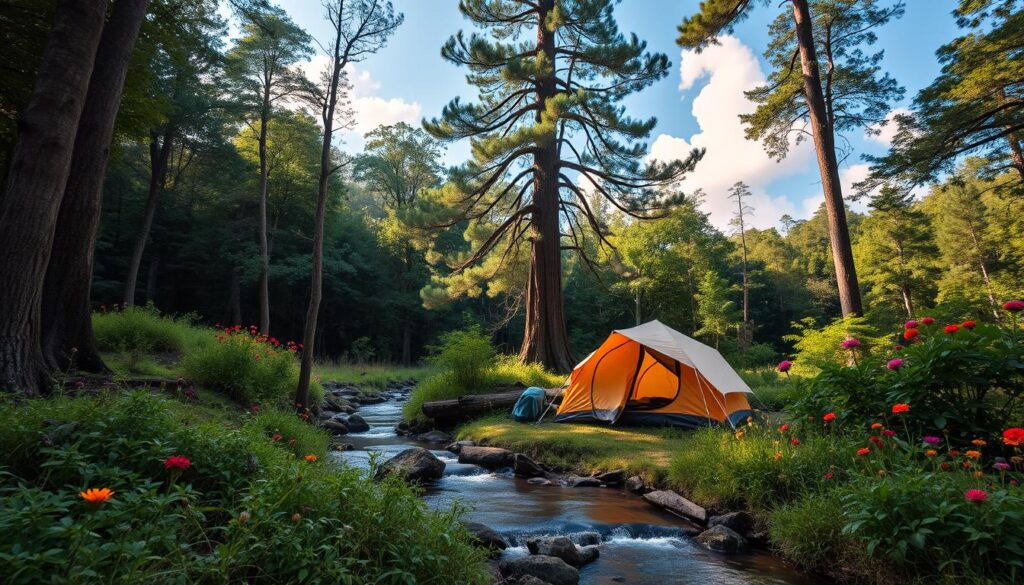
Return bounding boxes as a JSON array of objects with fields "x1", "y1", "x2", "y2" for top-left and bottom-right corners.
[
  {"x1": 695, "y1": 369, "x2": 715, "y2": 429},
  {"x1": 535, "y1": 381, "x2": 568, "y2": 425},
  {"x1": 701, "y1": 373, "x2": 737, "y2": 431}
]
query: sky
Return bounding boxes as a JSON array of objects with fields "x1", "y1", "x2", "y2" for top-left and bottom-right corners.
[{"x1": 268, "y1": 0, "x2": 962, "y2": 230}]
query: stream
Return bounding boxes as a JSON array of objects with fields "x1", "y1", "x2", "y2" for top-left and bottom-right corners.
[{"x1": 332, "y1": 391, "x2": 820, "y2": 585}]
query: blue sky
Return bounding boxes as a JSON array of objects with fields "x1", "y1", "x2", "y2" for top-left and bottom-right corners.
[{"x1": 272, "y1": 0, "x2": 961, "y2": 228}]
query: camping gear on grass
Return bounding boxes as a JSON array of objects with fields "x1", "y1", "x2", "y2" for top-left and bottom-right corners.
[
  {"x1": 554, "y1": 320, "x2": 753, "y2": 429},
  {"x1": 512, "y1": 387, "x2": 547, "y2": 422}
]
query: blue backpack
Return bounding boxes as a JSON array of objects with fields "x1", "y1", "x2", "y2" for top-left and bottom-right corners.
[{"x1": 512, "y1": 387, "x2": 547, "y2": 422}]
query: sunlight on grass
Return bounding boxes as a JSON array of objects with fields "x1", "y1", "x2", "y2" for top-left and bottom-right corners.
[{"x1": 313, "y1": 362, "x2": 436, "y2": 390}]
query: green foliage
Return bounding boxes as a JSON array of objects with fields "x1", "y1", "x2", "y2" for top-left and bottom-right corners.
[
  {"x1": 694, "y1": 270, "x2": 740, "y2": 348},
  {"x1": 182, "y1": 329, "x2": 319, "y2": 406},
  {"x1": 785, "y1": 315, "x2": 886, "y2": 372},
  {"x1": 92, "y1": 304, "x2": 208, "y2": 355},
  {"x1": 790, "y1": 321, "x2": 1024, "y2": 443},
  {"x1": 0, "y1": 392, "x2": 489, "y2": 584},
  {"x1": 347, "y1": 336, "x2": 376, "y2": 364},
  {"x1": 769, "y1": 490, "x2": 874, "y2": 577},
  {"x1": 426, "y1": 326, "x2": 496, "y2": 391}
]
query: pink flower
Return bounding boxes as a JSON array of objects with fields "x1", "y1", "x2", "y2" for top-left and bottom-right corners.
[
  {"x1": 964, "y1": 489, "x2": 988, "y2": 503},
  {"x1": 823, "y1": 472, "x2": 835, "y2": 480},
  {"x1": 841, "y1": 338, "x2": 862, "y2": 350},
  {"x1": 164, "y1": 456, "x2": 192, "y2": 471},
  {"x1": 923, "y1": 435, "x2": 942, "y2": 445},
  {"x1": 994, "y1": 462, "x2": 1010, "y2": 471},
  {"x1": 882, "y1": 429, "x2": 896, "y2": 438},
  {"x1": 904, "y1": 320, "x2": 918, "y2": 329},
  {"x1": 777, "y1": 360, "x2": 793, "y2": 373},
  {"x1": 886, "y1": 358, "x2": 905, "y2": 370},
  {"x1": 921, "y1": 316, "x2": 935, "y2": 325},
  {"x1": 1003, "y1": 300, "x2": 1024, "y2": 313}
]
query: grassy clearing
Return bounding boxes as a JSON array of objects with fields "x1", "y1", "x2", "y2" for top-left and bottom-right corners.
[{"x1": 313, "y1": 362, "x2": 435, "y2": 391}]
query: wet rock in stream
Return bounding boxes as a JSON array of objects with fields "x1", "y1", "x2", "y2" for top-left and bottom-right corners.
[
  {"x1": 343, "y1": 414, "x2": 370, "y2": 433},
  {"x1": 694, "y1": 524, "x2": 748, "y2": 553},
  {"x1": 708, "y1": 511, "x2": 755, "y2": 537},
  {"x1": 445, "y1": 440, "x2": 475, "y2": 453},
  {"x1": 416, "y1": 430, "x2": 452, "y2": 444},
  {"x1": 461, "y1": 521, "x2": 508, "y2": 551},
  {"x1": 458, "y1": 446, "x2": 515, "y2": 469},
  {"x1": 525, "y1": 536, "x2": 599, "y2": 567},
  {"x1": 374, "y1": 447, "x2": 445, "y2": 483},
  {"x1": 513, "y1": 453, "x2": 546, "y2": 478},
  {"x1": 499, "y1": 555, "x2": 579, "y2": 585},
  {"x1": 642, "y1": 490, "x2": 707, "y2": 524}
]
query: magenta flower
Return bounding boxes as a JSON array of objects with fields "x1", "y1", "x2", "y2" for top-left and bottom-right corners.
[
  {"x1": 923, "y1": 435, "x2": 942, "y2": 445},
  {"x1": 964, "y1": 489, "x2": 988, "y2": 503},
  {"x1": 994, "y1": 462, "x2": 1011, "y2": 471},
  {"x1": 882, "y1": 429, "x2": 896, "y2": 438},
  {"x1": 1003, "y1": 300, "x2": 1024, "y2": 312},
  {"x1": 904, "y1": 320, "x2": 918, "y2": 329},
  {"x1": 886, "y1": 358, "x2": 905, "y2": 370},
  {"x1": 777, "y1": 360, "x2": 793, "y2": 373},
  {"x1": 841, "y1": 338, "x2": 862, "y2": 350}
]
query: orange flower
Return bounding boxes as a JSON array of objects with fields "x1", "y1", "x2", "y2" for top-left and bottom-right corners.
[
  {"x1": 971, "y1": 438, "x2": 987, "y2": 447},
  {"x1": 965, "y1": 450, "x2": 982, "y2": 460},
  {"x1": 735, "y1": 431, "x2": 745, "y2": 440},
  {"x1": 774, "y1": 451, "x2": 783, "y2": 461},
  {"x1": 857, "y1": 447, "x2": 872, "y2": 456},
  {"x1": 973, "y1": 471, "x2": 984, "y2": 479},
  {"x1": 80, "y1": 488, "x2": 114, "y2": 504},
  {"x1": 891, "y1": 403, "x2": 910, "y2": 414},
  {"x1": 925, "y1": 449, "x2": 938, "y2": 457},
  {"x1": 871, "y1": 422, "x2": 883, "y2": 430},
  {"x1": 304, "y1": 454, "x2": 317, "y2": 462}
]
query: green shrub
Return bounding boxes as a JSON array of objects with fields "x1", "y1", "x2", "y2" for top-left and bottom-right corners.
[
  {"x1": 426, "y1": 326, "x2": 496, "y2": 390},
  {"x1": 92, "y1": 304, "x2": 209, "y2": 355},
  {"x1": 770, "y1": 490, "x2": 874, "y2": 577},
  {"x1": 784, "y1": 315, "x2": 887, "y2": 373},
  {"x1": 183, "y1": 329, "x2": 320, "y2": 407},
  {"x1": 0, "y1": 392, "x2": 489, "y2": 584}
]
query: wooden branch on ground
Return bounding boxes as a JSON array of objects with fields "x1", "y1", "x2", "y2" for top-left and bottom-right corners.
[{"x1": 421, "y1": 385, "x2": 563, "y2": 423}]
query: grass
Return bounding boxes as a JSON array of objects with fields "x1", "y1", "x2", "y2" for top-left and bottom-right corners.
[{"x1": 313, "y1": 362, "x2": 436, "y2": 391}]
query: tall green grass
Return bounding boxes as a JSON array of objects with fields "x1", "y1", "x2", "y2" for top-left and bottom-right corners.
[
  {"x1": 313, "y1": 362, "x2": 435, "y2": 391},
  {"x1": 92, "y1": 305, "x2": 211, "y2": 355}
]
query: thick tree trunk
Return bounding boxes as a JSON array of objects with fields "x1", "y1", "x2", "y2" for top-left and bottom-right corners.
[
  {"x1": 41, "y1": 0, "x2": 149, "y2": 373},
  {"x1": 123, "y1": 126, "x2": 174, "y2": 306},
  {"x1": 520, "y1": 0, "x2": 575, "y2": 373},
  {"x1": 257, "y1": 89, "x2": 271, "y2": 334},
  {"x1": 791, "y1": 0, "x2": 863, "y2": 317},
  {"x1": 0, "y1": 0, "x2": 107, "y2": 394}
]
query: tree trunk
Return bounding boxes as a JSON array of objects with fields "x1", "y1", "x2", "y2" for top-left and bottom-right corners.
[
  {"x1": 635, "y1": 289, "x2": 642, "y2": 326},
  {"x1": 0, "y1": 0, "x2": 107, "y2": 394},
  {"x1": 257, "y1": 86, "x2": 271, "y2": 334},
  {"x1": 900, "y1": 282, "x2": 914, "y2": 319},
  {"x1": 41, "y1": 0, "x2": 149, "y2": 373},
  {"x1": 519, "y1": 0, "x2": 575, "y2": 373},
  {"x1": 123, "y1": 126, "x2": 174, "y2": 306},
  {"x1": 790, "y1": 0, "x2": 863, "y2": 317},
  {"x1": 400, "y1": 242, "x2": 413, "y2": 365}
]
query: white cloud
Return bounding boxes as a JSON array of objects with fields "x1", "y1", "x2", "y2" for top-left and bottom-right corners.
[
  {"x1": 647, "y1": 36, "x2": 814, "y2": 230},
  {"x1": 865, "y1": 107, "x2": 911, "y2": 146}
]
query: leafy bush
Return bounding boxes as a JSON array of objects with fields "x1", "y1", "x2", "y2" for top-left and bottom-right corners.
[
  {"x1": 784, "y1": 315, "x2": 887, "y2": 373},
  {"x1": 0, "y1": 391, "x2": 489, "y2": 584},
  {"x1": 425, "y1": 326, "x2": 496, "y2": 390},
  {"x1": 183, "y1": 327, "x2": 321, "y2": 406},
  {"x1": 92, "y1": 304, "x2": 208, "y2": 355},
  {"x1": 789, "y1": 321, "x2": 1024, "y2": 443},
  {"x1": 769, "y1": 490, "x2": 874, "y2": 577}
]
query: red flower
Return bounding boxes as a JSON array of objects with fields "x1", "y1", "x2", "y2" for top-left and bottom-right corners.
[
  {"x1": 961, "y1": 320, "x2": 976, "y2": 329},
  {"x1": 1003, "y1": 428, "x2": 1024, "y2": 446},
  {"x1": 940, "y1": 462, "x2": 952, "y2": 471},
  {"x1": 823, "y1": 472, "x2": 834, "y2": 480},
  {"x1": 857, "y1": 447, "x2": 872, "y2": 456},
  {"x1": 964, "y1": 489, "x2": 988, "y2": 503},
  {"x1": 891, "y1": 403, "x2": 910, "y2": 414},
  {"x1": 921, "y1": 316, "x2": 935, "y2": 325},
  {"x1": 164, "y1": 456, "x2": 192, "y2": 471},
  {"x1": 823, "y1": 412, "x2": 836, "y2": 423},
  {"x1": 944, "y1": 324, "x2": 959, "y2": 334},
  {"x1": 779, "y1": 423, "x2": 790, "y2": 432},
  {"x1": 271, "y1": 433, "x2": 282, "y2": 442},
  {"x1": 790, "y1": 438, "x2": 801, "y2": 446},
  {"x1": 777, "y1": 360, "x2": 793, "y2": 373},
  {"x1": 1003, "y1": 300, "x2": 1024, "y2": 313},
  {"x1": 903, "y1": 329, "x2": 919, "y2": 341},
  {"x1": 882, "y1": 429, "x2": 896, "y2": 438},
  {"x1": 949, "y1": 449, "x2": 961, "y2": 457}
]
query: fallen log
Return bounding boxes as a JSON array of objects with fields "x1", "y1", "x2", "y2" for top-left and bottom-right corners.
[{"x1": 421, "y1": 384, "x2": 563, "y2": 423}]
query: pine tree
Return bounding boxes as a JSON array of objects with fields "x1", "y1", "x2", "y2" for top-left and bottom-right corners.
[
  {"x1": 695, "y1": 270, "x2": 740, "y2": 349},
  {"x1": 679, "y1": 0, "x2": 906, "y2": 318},
  {"x1": 425, "y1": 0, "x2": 701, "y2": 372},
  {"x1": 728, "y1": 181, "x2": 754, "y2": 346}
]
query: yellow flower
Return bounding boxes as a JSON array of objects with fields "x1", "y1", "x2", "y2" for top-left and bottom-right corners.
[
  {"x1": 965, "y1": 450, "x2": 982, "y2": 460},
  {"x1": 80, "y1": 487, "x2": 114, "y2": 505},
  {"x1": 304, "y1": 454, "x2": 317, "y2": 462}
]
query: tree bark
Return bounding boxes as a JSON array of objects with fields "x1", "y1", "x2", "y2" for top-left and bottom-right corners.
[
  {"x1": 257, "y1": 83, "x2": 271, "y2": 334},
  {"x1": 40, "y1": 0, "x2": 149, "y2": 373},
  {"x1": 519, "y1": 0, "x2": 575, "y2": 373},
  {"x1": 791, "y1": 0, "x2": 863, "y2": 317},
  {"x1": 900, "y1": 282, "x2": 914, "y2": 319},
  {"x1": 0, "y1": 0, "x2": 108, "y2": 394},
  {"x1": 123, "y1": 125, "x2": 175, "y2": 306}
]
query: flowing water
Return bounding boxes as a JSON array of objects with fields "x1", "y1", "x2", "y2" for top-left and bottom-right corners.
[{"x1": 333, "y1": 393, "x2": 819, "y2": 585}]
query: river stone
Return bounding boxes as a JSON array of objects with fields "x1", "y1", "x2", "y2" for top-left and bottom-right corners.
[
  {"x1": 577, "y1": 545, "x2": 600, "y2": 566},
  {"x1": 708, "y1": 511, "x2": 755, "y2": 537},
  {"x1": 445, "y1": 440, "x2": 475, "y2": 454},
  {"x1": 625, "y1": 475, "x2": 646, "y2": 494},
  {"x1": 695, "y1": 524, "x2": 748, "y2": 553},
  {"x1": 510, "y1": 577, "x2": 548, "y2": 585},
  {"x1": 416, "y1": 430, "x2": 452, "y2": 444},
  {"x1": 318, "y1": 410, "x2": 336, "y2": 421},
  {"x1": 568, "y1": 476, "x2": 602, "y2": 488},
  {"x1": 458, "y1": 446, "x2": 514, "y2": 469},
  {"x1": 322, "y1": 396, "x2": 346, "y2": 411},
  {"x1": 322, "y1": 420, "x2": 349, "y2": 435},
  {"x1": 526, "y1": 477, "x2": 552, "y2": 486},
  {"x1": 526, "y1": 536, "x2": 582, "y2": 566},
  {"x1": 642, "y1": 490, "x2": 707, "y2": 524},
  {"x1": 374, "y1": 447, "x2": 445, "y2": 483},
  {"x1": 461, "y1": 521, "x2": 507, "y2": 551},
  {"x1": 513, "y1": 453, "x2": 546, "y2": 478},
  {"x1": 344, "y1": 414, "x2": 370, "y2": 433},
  {"x1": 500, "y1": 555, "x2": 580, "y2": 585},
  {"x1": 595, "y1": 469, "x2": 624, "y2": 485},
  {"x1": 573, "y1": 532, "x2": 601, "y2": 546},
  {"x1": 358, "y1": 395, "x2": 386, "y2": 405}
]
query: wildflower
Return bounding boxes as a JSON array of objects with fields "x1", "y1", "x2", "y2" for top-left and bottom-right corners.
[
  {"x1": 871, "y1": 422, "x2": 884, "y2": 430},
  {"x1": 882, "y1": 429, "x2": 896, "y2": 438},
  {"x1": 291, "y1": 513, "x2": 302, "y2": 523},
  {"x1": 949, "y1": 449, "x2": 961, "y2": 457},
  {"x1": 823, "y1": 472, "x2": 835, "y2": 480},
  {"x1": 774, "y1": 451, "x2": 783, "y2": 461},
  {"x1": 893, "y1": 344, "x2": 904, "y2": 351},
  {"x1": 183, "y1": 388, "x2": 197, "y2": 399},
  {"x1": 777, "y1": 360, "x2": 793, "y2": 373},
  {"x1": 962, "y1": 320, "x2": 976, "y2": 329},
  {"x1": 1003, "y1": 428, "x2": 1024, "y2": 446},
  {"x1": 271, "y1": 433, "x2": 282, "y2": 442},
  {"x1": 250, "y1": 404, "x2": 261, "y2": 413},
  {"x1": 304, "y1": 454, "x2": 317, "y2": 462},
  {"x1": 80, "y1": 488, "x2": 114, "y2": 504},
  {"x1": 923, "y1": 436, "x2": 942, "y2": 445},
  {"x1": 965, "y1": 450, "x2": 982, "y2": 460},
  {"x1": 904, "y1": 320, "x2": 918, "y2": 329},
  {"x1": 921, "y1": 316, "x2": 935, "y2": 325},
  {"x1": 164, "y1": 456, "x2": 192, "y2": 471},
  {"x1": 779, "y1": 423, "x2": 790, "y2": 432},
  {"x1": 869, "y1": 435, "x2": 882, "y2": 445},
  {"x1": 790, "y1": 438, "x2": 801, "y2": 446},
  {"x1": 994, "y1": 462, "x2": 1010, "y2": 471},
  {"x1": 964, "y1": 489, "x2": 988, "y2": 503},
  {"x1": 857, "y1": 447, "x2": 872, "y2": 456},
  {"x1": 925, "y1": 449, "x2": 938, "y2": 457},
  {"x1": 1003, "y1": 300, "x2": 1024, "y2": 312},
  {"x1": 962, "y1": 461, "x2": 973, "y2": 469},
  {"x1": 1013, "y1": 456, "x2": 1024, "y2": 464},
  {"x1": 823, "y1": 412, "x2": 836, "y2": 423},
  {"x1": 238, "y1": 511, "x2": 250, "y2": 524},
  {"x1": 940, "y1": 462, "x2": 952, "y2": 471},
  {"x1": 886, "y1": 358, "x2": 905, "y2": 370},
  {"x1": 974, "y1": 471, "x2": 985, "y2": 478},
  {"x1": 903, "y1": 329, "x2": 919, "y2": 341},
  {"x1": 878, "y1": 469, "x2": 886, "y2": 477},
  {"x1": 971, "y1": 438, "x2": 987, "y2": 447},
  {"x1": 1011, "y1": 479, "x2": 1020, "y2": 487},
  {"x1": 841, "y1": 338, "x2": 862, "y2": 349},
  {"x1": 891, "y1": 403, "x2": 910, "y2": 414},
  {"x1": 944, "y1": 324, "x2": 959, "y2": 334},
  {"x1": 735, "y1": 431, "x2": 745, "y2": 440}
]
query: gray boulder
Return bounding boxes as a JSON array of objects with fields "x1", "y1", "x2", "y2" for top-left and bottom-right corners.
[
  {"x1": 509, "y1": 577, "x2": 548, "y2": 585},
  {"x1": 577, "y1": 545, "x2": 600, "y2": 566},
  {"x1": 708, "y1": 511, "x2": 755, "y2": 537},
  {"x1": 416, "y1": 430, "x2": 452, "y2": 444},
  {"x1": 625, "y1": 475, "x2": 646, "y2": 494},
  {"x1": 526, "y1": 477, "x2": 552, "y2": 486},
  {"x1": 374, "y1": 447, "x2": 445, "y2": 483},
  {"x1": 526, "y1": 536, "x2": 581, "y2": 566},
  {"x1": 322, "y1": 419, "x2": 349, "y2": 435},
  {"x1": 499, "y1": 555, "x2": 579, "y2": 585},
  {"x1": 568, "y1": 476, "x2": 602, "y2": 488},
  {"x1": 458, "y1": 446, "x2": 514, "y2": 469},
  {"x1": 445, "y1": 440, "x2": 475, "y2": 454},
  {"x1": 694, "y1": 525, "x2": 748, "y2": 553},
  {"x1": 595, "y1": 469, "x2": 624, "y2": 485},
  {"x1": 642, "y1": 490, "x2": 707, "y2": 523},
  {"x1": 344, "y1": 414, "x2": 370, "y2": 433},
  {"x1": 358, "y1": 395, "x2": 386, "y2": 405},
  {"x1": 513, "y1": 453, "x2": 546, "y2": 478},
  {"x1": 461, "y1": 521, "x2": 507, "y2": 551},
  {"x1": 574, "y1": 532, "x2": 601, "y2": 546}
]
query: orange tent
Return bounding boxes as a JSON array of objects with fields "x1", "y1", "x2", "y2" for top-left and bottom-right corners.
[{"x1": 554, "y1": 320, "x2": 753, "y2": 429}]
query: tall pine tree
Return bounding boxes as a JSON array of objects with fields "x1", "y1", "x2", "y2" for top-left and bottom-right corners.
[{"x1": 425, "y1": 0, "x2": 701, "y2": 371}]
